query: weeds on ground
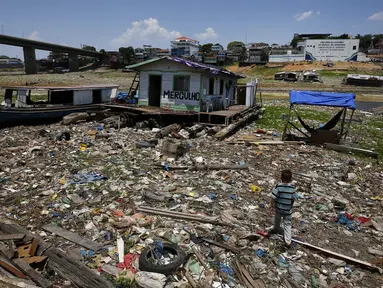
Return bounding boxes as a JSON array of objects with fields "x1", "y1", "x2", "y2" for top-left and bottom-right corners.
[{"x1": 255, "y1": 105, "x2": 383, "y2": 161}]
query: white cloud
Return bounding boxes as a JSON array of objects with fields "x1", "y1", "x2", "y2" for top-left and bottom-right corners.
[
  {"x1": 27, "y1": 31, "x2": 41, "y2": 41},
  {"x1": 368, "y1": 11, "x2": 383, "y2": 20},
  {"x1": 294, "y1": 10, "x2": 320, "y2": 21},
  {"x1": 195, "y1": 27, "x2": 217, "y2": 40},
  {"x1": 111, "y1": 18, "x2": 181, "y2": 48}
]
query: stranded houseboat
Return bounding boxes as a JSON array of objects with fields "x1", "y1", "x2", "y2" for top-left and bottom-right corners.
[{"x1": 0, "y1": 84, "x2": 119, "y2": 127}]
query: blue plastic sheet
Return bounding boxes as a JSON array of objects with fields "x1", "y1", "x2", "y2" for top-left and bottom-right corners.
[{"x1": 290, "y1": 90, "x2": 356, "y2": 110}]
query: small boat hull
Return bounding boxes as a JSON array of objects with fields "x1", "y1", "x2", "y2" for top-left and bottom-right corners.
[{"x1": 0, "y1": 105, "x2": 101, "y2": 128}]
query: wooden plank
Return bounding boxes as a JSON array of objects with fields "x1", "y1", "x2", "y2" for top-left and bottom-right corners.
[
  {"x1": 214, "y1": 109, "x2": 261, "y2": 140},
  {"x1": 201, "y1": 238, "x2": 240, "y2": 254},
  {"x1": 0, "y1": 258, "x2": 26, "y2": 279},
  {"x1": 137, "y1": 207, "x2": 232, "y2": 227},
  {"x1": 155, "y1": 164, "x2": 249, "y2": 171},
  {"x1": 192, "y1": 247, "x2": 209, "y2": 271},
  {"x1": 0, "y1": 234, "x2": 25, "y2": 241},
  {"x1": 324, "y1": 143, "x2": 378, "y2": 159},
  {"x1": 227, "y1": 140, "x2": 305, "y2": 145},
  {"x1": 0, "y1": 223, "x2": 49, "y2": 256},
  {"x1": 44, "y1": 248, "x2": 115, "y2": 288},
  {"x1": 13, "y1": 259, "x2": 52, "y2": 288},
  {"x1": 292, "y1": 239, "x2": 378, "y2": 270},
  {"x1": 42, "y1": 224, "x2": 103, "y2": 251}
]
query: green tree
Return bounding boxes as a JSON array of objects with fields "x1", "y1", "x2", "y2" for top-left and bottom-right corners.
[
  {"x1": 200, "y1": 43, "x2": 213, "y2": 54},
  {"x1": 99, "y1": 49, "x2": 106, "y2": 53},
  {"x1": 119, "y1": 46, "x2": 135, "y2": 64},
  {"x1": 329, "y1": 33, "x2": 350, "y2": 39},
  {"x1": 0, "y1": 55, "x2": 10, "y2": 59},
  {"x1": 82, "y1": 45, "x2": 96, "y2": 51},
  {"x1": 227, "y1": 41, "x2": 245, "y2": 51},
  {"x1": 290, "y1": 37, "x2": 301, "y2": 48},
  {"x1": 48, "y1": 51, "x2": 63, "y2": 61}
]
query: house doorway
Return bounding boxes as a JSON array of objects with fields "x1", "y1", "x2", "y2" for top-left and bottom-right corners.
[{"x1": 148, "y1": 75, "x2": 162, "y2": 107}]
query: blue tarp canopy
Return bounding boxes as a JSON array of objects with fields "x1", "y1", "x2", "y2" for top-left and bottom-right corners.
[{"x1": 290, "y1": 90, "x2": 356, "y2": 110}]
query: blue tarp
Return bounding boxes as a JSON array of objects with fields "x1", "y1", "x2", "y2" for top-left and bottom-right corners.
[{"x1": 290, "y1": 90, "x2": 356, "y2": 110}]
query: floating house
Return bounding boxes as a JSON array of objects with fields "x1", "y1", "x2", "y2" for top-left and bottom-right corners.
[
  {"x1": 1, "y1": 84, "x2": 119, "y2": 127},
  {"x1": 126, "y1": 57, "x2": 245, "y2": 112}
]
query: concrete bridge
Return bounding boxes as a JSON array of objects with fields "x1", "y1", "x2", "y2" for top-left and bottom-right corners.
[{"x1": 0, "y1": 34, "x2": 103, "y2": 74}]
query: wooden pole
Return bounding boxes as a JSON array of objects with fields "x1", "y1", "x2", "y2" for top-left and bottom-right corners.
[
  {"x1": 282, "y1": 104, "x2": 292, "y2": 140},
  {"x1": 324, "y1": 143, "x2": 378, "y2": 159},
  {"x1": 339, "y1": 108, "x2": 347, "y2": 142},
  {"x1": 292, "y1": 239, "x2": 378, "y2": 271}
]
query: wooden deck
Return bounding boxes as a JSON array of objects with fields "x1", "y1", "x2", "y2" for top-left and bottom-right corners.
[{"x1": 100, "y1": 104, "x2": 256, "y2": 125}]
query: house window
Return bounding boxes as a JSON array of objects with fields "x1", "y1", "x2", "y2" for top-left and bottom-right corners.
[
  {"x1": 219, "y1": 80, "x2": 224, "y2": 95},
  {"x1": 353, "y1": 46, "x2": 356, "y2": 50},
  {"x1": 173, "y1": 75, "x2": 190, "y2": 92},
  {"x1": 209, "y1": 78, "x2": 215, "y2": 95}
]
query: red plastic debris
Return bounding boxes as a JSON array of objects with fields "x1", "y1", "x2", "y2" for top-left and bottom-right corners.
[
  {"x1": 357, "y1": 216, "x2": 370, "y2": 223},
  {"x1": 345, "y1": 213, "x2": 353, "y2": 220},
  {"x1": 117, "y1": 253, "x2": 139, "y2": 273},
  {"x1": 256, "y1": 230, "x2": 269, "y2": 237}
]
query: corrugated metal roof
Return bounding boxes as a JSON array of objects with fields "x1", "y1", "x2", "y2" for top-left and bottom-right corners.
[
  {"x1": 126, "y1": 58, "x2": 163, "y2": 69},
  {"x1": 126, "y1": 57, "x2": 245, "y2": 78}
]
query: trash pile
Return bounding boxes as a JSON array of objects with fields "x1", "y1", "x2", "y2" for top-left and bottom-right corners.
[{"x1": 0, "y1": 112, "x2": 382, "y2": 287}]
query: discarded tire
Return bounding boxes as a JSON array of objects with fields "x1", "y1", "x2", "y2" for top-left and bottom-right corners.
[{"x1": 139, "y1": 242, "x2": 186, "y2": 275}]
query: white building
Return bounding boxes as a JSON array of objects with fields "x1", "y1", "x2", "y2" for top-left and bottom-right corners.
[
  {"x1": 170, "y1": 37, "x2": 200, "y2": 58},
  {"x1": 126, "y1": 57, "x2": 244, "y2": 112},
  {"x1": 305, "y1": 39, "x2": 359, "y2": 61},
  {"x1": 269, "y1": 39, "x2": 361, "y2": 62}
]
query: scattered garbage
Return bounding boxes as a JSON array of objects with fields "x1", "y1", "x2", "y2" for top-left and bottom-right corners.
[{"x1": 0, "y1": 104, "x2": 382, "y2": 287}]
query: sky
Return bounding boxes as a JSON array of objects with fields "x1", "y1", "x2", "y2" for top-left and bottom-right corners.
[{"x1": 1, "y1": 0, "x2": 383, "y2": 60}]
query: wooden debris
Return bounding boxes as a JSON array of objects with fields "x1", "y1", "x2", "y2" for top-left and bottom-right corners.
[
  {"x1": 42, "y1": 224, "x2": 104, "y2": 251},
  {"x1": 185, "y1": 270, "x2": 197, "y2": 288},
  {"x1": 228, "y1": 140, "x2": 305, "y2": 145},
  {"x1": 156, "y1": 164, "x2": 249, "y2": 171},
  {"x1": 62, "y1": 112, "x2": 89, "y2": 125},
  {"x1": 233, "y1": 259, "x2": 264, "y2": 288},
  {"x1": 201, "y1": 238, "x2": 240, "y2": 254},
  {"x1": 0, "y1": 234, "x2": 25, "y2": 241},
  {"x1": 215, "y1": 107, "x2": 262, "y2": 141},
  {"x1": 0, "y1": 257, "x2": 26, "y2": 279},
  {"x1": 192, "y1": 247, "x2": 209, "y2": 271},
  {"x1": 13, "y1": 258, "x2": 52, "y2": 288},
  {"x1": 324, "y1": 143, "x2": 379, "y2": 159},
  {"x1": 45, "y1": 248, "x2": 115, "y2": 288},
  {"x1": 292, "y1": 239, "x2": 379, "y2": 271},
  {"x1": 156, "y1": 124, "x2": 181, "y2": 139},
  {"x1": 17, "y1": 238, "x2": 38, "y2": 258},
  {"x1": 137, "y1": 207, "x2": 232, "y2": 227},
  {"x1": 22, "y1": 256, "x2": 48, "y2": 265}
]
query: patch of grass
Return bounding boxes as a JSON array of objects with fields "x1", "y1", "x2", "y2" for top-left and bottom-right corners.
[
  {"x1": 238, "y1": 66, "x2": 283, "y2": 83},
  {"x1": 319, "y1": 70, "x2": 355, "y2": 77},
  {"x1": 257, "y1": 104, "x2": 383, "y2": 161},
  {"x1": 351, "y1": 117, "x2": 383, "y2": 158},
  {"x1": 319, "y1": 69, "x2": 383, "y2": 77},
  {"x1": 255, "y1": 105, "x2": 331, "y2": 132}
]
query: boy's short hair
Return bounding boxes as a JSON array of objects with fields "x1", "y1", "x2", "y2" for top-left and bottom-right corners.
[{"x1": 281, "y1": 169, "x2": 292, "y2": 183}]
